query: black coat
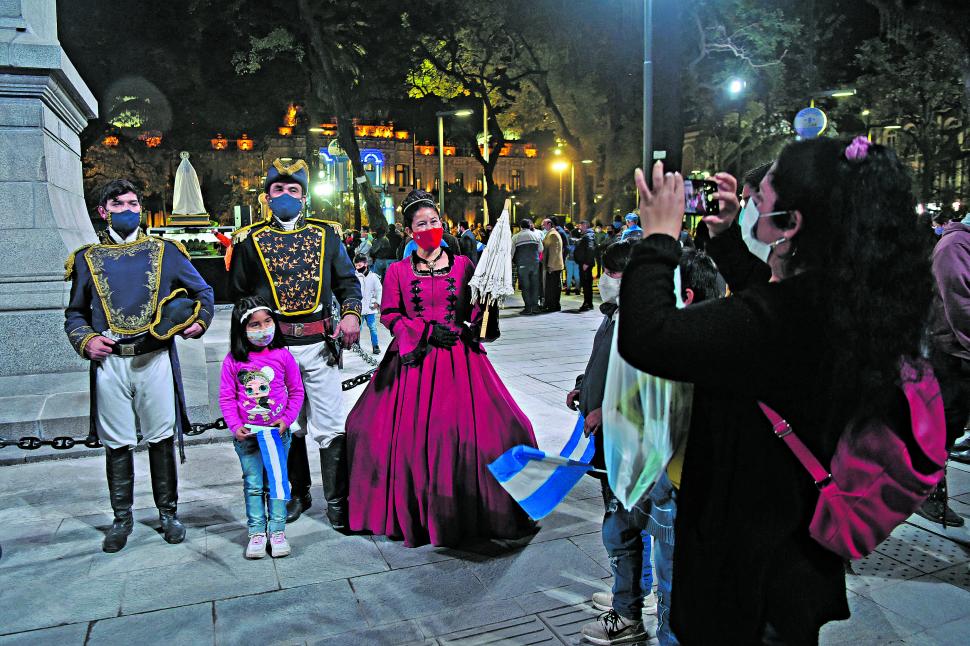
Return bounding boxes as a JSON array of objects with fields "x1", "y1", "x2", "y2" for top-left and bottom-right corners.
[
  {"x1": 618, "y1": 234, "x2": 851, "y2": 644},
  {"x1": 573, "y1": 230, "x2": 597, "y2": 267}
]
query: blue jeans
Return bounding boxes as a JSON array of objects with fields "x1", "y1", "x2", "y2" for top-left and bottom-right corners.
[
  {"x1": 517, "y1": 263, "x2": 540, "y2": 312},
  {"x1": 646, "y1": 474, "x2": 679, "y2": 646},
  {"x1": 363, "y1": 313, "x2": 380, "y2": 348},
  {"x1": 234, "y1": 430, "x2": 291, "y2": 535},
  {"x1": 565, "y1": 259, "x2": 580, "y2": 289},
  {"x1": 601, "y1": 480, "x2": 654, "y2": 621}
]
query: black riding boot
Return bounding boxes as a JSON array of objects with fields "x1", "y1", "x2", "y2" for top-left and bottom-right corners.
[
  {"x1": 286, "y1": 434, "x2": 312, "y2": 522},
  {"x1": 148, "y1": 437, "x2": 186, "y2": 543},
  {"x1": 917, "y1": 475, "x2": 966, "y2": 528},
  {"x1": 320, "y1": 435, "x2": 348, "y2": 532},
  {"x1": 103, "y1": 445, "x2": 135, "y2": 553}
]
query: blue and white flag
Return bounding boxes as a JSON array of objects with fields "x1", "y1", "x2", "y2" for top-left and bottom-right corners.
[
  {"x1": 487, "y1": 414, "x2": 596, "y2": 520},
  {"x1": 251, "y1": 425, "x2": 291, "y2": 501}
]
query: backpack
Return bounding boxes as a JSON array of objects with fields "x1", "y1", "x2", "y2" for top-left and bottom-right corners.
[{"x1": 758, "y1": 358, "x2": 947, "y2": 560}]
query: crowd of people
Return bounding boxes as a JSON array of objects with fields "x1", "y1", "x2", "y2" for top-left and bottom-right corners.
[{"x1": 62, "y1": 134, "x2": 970, "y2": 645}]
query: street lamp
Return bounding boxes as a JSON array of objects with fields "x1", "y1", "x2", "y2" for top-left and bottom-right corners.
[
  {"x1": 436, "y1": 108, "x2": 474, "y2": 219},
  {"x1": 727, "y1": 78, "x2": 747, "y2": 178},
  {"x1": 552, "y1": 159, "x2": 569, "y2": 216}
]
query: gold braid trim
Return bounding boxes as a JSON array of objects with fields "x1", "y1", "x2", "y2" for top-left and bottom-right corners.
[
  {"x1": 158, "y1": 237, "x2": 192, "y2": 260},
  {"x1": 231, "y1": 220, "x2": 267, "y2": 244},
  {"x1": 271, "y1": 158, "x2": 309, "y2": 176},
  {"x1": 77, "y1": 333, "x2": 99, "y2": 358},
  {"x1": 64, "y1": 244, "x2": 94, "y2": 280}
]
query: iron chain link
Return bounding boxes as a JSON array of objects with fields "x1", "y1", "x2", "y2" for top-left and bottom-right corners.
[{"x1": 0, "y1": 367, "x2": 378, "y2": 451}]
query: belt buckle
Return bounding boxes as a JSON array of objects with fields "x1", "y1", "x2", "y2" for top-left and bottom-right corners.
[
  {"x1": 292, "y1": 323, "x2": 304, "y2": 337},
  {"x1": 120, "y1": 344, "x2": 136, "y2": 357}
]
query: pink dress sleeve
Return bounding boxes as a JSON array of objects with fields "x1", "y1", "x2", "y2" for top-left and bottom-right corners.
[
  {"x1": 218, "y1": 355, "x2": 245, "y2": 432},
  {"x1": 380, "y1": 261, "x2": 431, "y2": 362},
  {"x1": 279, "y1": 349, "x2": 305, "y2": 427}
]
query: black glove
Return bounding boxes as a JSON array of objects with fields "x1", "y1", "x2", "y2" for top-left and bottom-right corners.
[{"x1": 428, "y1": 323, "x2": 459, "y2": 348}]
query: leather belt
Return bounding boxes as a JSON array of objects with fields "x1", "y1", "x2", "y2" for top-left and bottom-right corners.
[
  {"x1": 111, "y1": 335, "x2": 171, "y2": 357},
  {"x1": 280, "y1": 319, "x2": 328, "y2": 338}
]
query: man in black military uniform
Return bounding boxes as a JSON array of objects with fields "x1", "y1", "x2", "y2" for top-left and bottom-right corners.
[
  {"x1": 228, "y1": 159, "x2": 362, "y2": 531},
  {"x1": 65, "y1": 179, "x2": 215, "y2": 553}
]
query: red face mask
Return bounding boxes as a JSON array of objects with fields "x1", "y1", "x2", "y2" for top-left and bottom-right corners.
[{"x1": 412, "y1": 227, "x2": 444, "y2": 251}]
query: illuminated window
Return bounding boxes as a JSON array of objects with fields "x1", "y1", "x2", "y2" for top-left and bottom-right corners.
[
  {"x1": 511, "y1": 169, "x2": 522, "y2": 192},
  {"x1": 475, "y1": 178, "x2": 483, "y2": 193},
  {"x1": 455, "y1": 172, "x2": 464, "y2": 187},
  {"x1": 395, "y1": 164, "x2": 410, "y2": 186}
]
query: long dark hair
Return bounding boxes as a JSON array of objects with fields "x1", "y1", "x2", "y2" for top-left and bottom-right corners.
[
  {"x1": 771, "y1": 138, "x2": 932, "y2": 398},
  {"x1": 230, "y1": 296, "x2": 286, "y2": 361}
]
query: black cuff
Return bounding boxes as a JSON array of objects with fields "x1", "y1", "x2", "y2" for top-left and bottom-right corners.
[{"x1": 400, "y1": 321, "x2": 432, "y2": 366}]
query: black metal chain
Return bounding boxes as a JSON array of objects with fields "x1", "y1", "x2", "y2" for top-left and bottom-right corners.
[{"x1": 0, "y1": 367, "x2": 378, "y2": 451}]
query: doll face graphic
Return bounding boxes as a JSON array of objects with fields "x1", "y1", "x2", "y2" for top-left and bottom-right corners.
[{"x1": 244, "y1": 376, "x2": 270, "y2": 399}]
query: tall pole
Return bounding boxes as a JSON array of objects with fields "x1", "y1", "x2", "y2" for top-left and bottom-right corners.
[
  {"x1": 642, "y1": 0, "x2": 653, "y2": 172},
  {"x1": 570, "y1": 162, "x2": 575, "y2": 220},
  {"x1": 437, "y1": 114, "x2": 445, "y2": 217},
  {"x1": 482, "y1": 100, "x2": 489, "y2": 225},
  {"x1": 736, "y1": 109, "x2": 743, "y2": 180},
  {"x1": 558, "y1": 170, "x2": 564, "y2": 215}
]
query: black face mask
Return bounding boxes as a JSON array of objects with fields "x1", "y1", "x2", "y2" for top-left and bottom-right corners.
[{"x1": 356, "y1": 266, "x2": 369, "y2": 276}]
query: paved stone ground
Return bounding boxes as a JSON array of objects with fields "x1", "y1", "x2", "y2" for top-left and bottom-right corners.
[{"x1": 2, "y1": 293, "x2": 970, "y2": 645}]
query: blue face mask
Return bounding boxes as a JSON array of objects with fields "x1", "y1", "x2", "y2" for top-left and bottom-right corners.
[
  {"x1": 109, "y1": 209, "x2": 141, "y2": 238},
  {"x1": 268, "y1": 194, "x2": 303, "y2": 221}
]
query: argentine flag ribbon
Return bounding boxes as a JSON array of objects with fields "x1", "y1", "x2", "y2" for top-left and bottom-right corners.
[
  {"x1": 487, "y1": 414, "x2": 597, "y2": 520},
  {"x1": 250, "y1": 425, "x2": 291, "y2": 501}
]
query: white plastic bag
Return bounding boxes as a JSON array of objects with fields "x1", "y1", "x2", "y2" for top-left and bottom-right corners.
[{"x1": 602, "y1": 268, "x2": 694, "y2": 509}]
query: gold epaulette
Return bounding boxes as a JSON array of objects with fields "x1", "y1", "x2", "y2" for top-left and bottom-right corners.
[
  {"x1": 155, "y1": 237, "x2": 192, "y2": 259},
  {"x1": 307, "y1": 218, "x2": 340, "y2": 236},
  {"x1": 231, "y1": 220, "x2": 267, "y2": 244},
  {"x1": 64, "y1": 244, "x2": 94, "y2": 280}
]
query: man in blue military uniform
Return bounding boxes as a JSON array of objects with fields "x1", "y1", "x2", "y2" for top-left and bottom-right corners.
[
  {"x1": 64, "y1": 179, "x2": 215, "y2": 553},
  {"x1": 228, "y1": 159, "x2": 362, "y2": 531}
]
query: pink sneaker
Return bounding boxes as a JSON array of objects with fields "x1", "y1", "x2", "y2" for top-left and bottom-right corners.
[
  {"x1": 269, "y1": 531, "x2": 290, "y2": 557},
  {"x1": 245, "y1": 533, "x2": 266, "y2": 559}
]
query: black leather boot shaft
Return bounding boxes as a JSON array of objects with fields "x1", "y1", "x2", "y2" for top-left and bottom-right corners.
[
  {"x1": 319, "y1": 435, "x2": 348, "y2": 532},
  {"x1": 148, "y1": 437, "x2": 186, "y2": 544},
  {"x1": 103, "y1": 445, "x2": 135, "y2": 553},
  {"x1": 285, "y1": 434, "x2": 313, "y2": 522}
]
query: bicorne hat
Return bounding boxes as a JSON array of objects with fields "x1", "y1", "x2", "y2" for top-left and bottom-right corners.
[
  {"x1": 149, "y1": 288, "x2": 202, "y2": 340},
  {"x1": 264, "y1": 158, "x2": 309, "y2": 193}
]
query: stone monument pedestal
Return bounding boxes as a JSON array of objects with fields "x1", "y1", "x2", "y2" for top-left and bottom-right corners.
[{"x1": 1, "y1": 0, "x2": 98, "y2": 446}]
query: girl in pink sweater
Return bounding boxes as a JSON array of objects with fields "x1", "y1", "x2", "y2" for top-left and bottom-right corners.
[{"x1": 219, "y1": 297, "x2": 304, "y2": 559}]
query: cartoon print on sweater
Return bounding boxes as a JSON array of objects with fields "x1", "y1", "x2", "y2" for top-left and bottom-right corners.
[{"x1": 237, "y1": 366, "x2": 284, "y2": 423}]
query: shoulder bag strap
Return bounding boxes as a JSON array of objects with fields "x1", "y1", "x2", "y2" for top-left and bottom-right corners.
[{"x1": 757, "y1": 402, "x2": 833, "y2": 488}]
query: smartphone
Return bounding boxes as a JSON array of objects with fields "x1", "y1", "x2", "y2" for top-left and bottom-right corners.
[{"x1": 684, "y1": 179, "x2": 720, "y2": 215}]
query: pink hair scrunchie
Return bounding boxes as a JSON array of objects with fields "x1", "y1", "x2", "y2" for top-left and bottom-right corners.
[{"x1": 845, "y1": 136, "x2": 871, "y2": 161}]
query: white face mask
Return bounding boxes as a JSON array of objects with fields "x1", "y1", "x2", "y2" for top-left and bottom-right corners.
[
  {"x1": 599, "y1": 273, "x2": 621, "y2": 304},
  {"x1": 739, "y1": 199, "x2": 773, "y2": 263}
]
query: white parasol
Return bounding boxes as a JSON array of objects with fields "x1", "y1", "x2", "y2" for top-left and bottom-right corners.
[{"x1": 469, "y1": 199, "x2": 514, "y2": 335}]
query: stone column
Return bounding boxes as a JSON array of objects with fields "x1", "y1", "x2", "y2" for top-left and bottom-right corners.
[{"x1": 0, "y1": 0, "x2": 98, "y2": 376}]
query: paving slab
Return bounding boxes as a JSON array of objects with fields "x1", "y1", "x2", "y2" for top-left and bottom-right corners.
[
  {"x1": 0, "y1": 623, "x2": 88, "y2": 646},
  {"x1": 350, "y1": 559, "x2": 489, "y2": 625},
  {"x1": 215, "y1": 580, "x2": 361, "y2": 644},
  {"x1": 0, "y1": 555, "x2": 124, "y2": 635},
  {"x1": 864, "y1": 574, "x2": 970, "y2": 630},
  {"x1": 468, "y1": 538, "x2": 609, "y2": 601},
  {"x1": 413, "y1": 599, "x2": 527, "y2": 638},
  {"x1": 310, "y1": 620, "x2": 427, "y2": 645},
  {"x1": 121, "y1": 550, "x2": 279, "y2": 615},
  {"x1": 87, "y1": 603, "x2": 214, "y2": 646},
  {"x1": 819, "y1": 591, "x2": 924, "y2": 644}
]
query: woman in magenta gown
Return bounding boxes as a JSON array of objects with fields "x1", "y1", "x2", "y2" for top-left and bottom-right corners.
[{"x1": 346, "y1": 190, "x2": 538, "y2": 548}]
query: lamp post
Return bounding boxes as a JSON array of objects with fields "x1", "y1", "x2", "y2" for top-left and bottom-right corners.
[
  {"x1": 552, "y1": 159, "x2": 569, "y2": 216},
  {"x1": 642, "y1": 0, "x2": 653, "y2": 172},
  {"x1": 727, "y1": 78, "x2": 746, "y2": 179},
  {"x1": 435, "y1": 109, "x2": 473, "y2": 219}
]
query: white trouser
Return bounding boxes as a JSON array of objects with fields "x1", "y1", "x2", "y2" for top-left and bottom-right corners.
[
  {"x1": 287, "y1": 341, "x2": 344, "y2": 449},
  {"x1": 95, "y1": 349, "x2": 176, "y2": 449}
]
